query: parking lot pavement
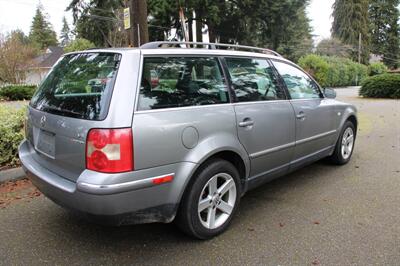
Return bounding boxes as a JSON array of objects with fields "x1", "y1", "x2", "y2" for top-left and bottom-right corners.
[{"x1": 1, "y1": 87, "x2": 399, "y2": 265}]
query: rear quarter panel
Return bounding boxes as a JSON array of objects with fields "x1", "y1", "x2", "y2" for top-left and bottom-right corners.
[{"x1": 132, "y1": 105, "x2": 249, "y2": 172}]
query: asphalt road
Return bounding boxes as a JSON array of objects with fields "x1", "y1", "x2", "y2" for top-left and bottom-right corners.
[{"x1": 1, "y1": 88, "x2": 399, "y2": 265}]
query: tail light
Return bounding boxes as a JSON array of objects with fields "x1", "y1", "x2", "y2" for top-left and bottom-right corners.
[{"x1": 86, "y1": 128, "x2": 133, "y2": 173}]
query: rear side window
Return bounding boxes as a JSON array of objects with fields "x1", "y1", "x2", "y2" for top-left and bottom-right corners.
[
  {"x1": 137, "y1": 57, "x2": 229, "y2": 110},
  {"x1": 225, "y1": 57, "x2": 285, "y2": 102},
  {"x1": 30, "y1": 52, "x2": 121, "y2": 120}
]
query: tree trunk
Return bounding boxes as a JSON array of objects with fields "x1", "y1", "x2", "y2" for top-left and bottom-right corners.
[
  {"x1": 208, "y1": 23, "x2": 216, "y2": 43},
  {"x1": 195, "y1": 10, "x2": 203, "y2": 43},
  {"x1": 188, "y1": 18, "x2": 193, "y2": 42}
]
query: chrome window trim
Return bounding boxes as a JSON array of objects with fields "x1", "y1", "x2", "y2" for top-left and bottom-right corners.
[
  {"x1": 289, "y1": 98, "x2": 323, "y2": 102},
  {"x1": 134, "y1": 103, "x2": 234, "y2": 114},
  {"x1": 233, "y1": 99, "x2": 289, "y2": 106}
]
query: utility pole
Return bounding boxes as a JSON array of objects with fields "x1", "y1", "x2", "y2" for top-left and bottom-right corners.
[
  {"x1": 356, "y1": 32, "x2": 362, "y2": 86},
  {"x1": 358, "y1": 32, "x2": 362, "y2": 64},
  {"x1": 125, "y1": 0, "x2": 149, "y2": 47}
]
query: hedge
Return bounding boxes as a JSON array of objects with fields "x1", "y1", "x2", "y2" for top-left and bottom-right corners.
[
  {"x1": 296, "y1": 54, "x2": 329, "y2": 86},
  {"x1": 360, "y1": 74, "x2": 400, "y2": 99},
  {"x1": 0, "y1": 84, "x2": 37, "y2": 101},
  {"x1": 368, "y1": 62, "x2": 388, "y2": 76},
  {"x1": 0, "y1": 104, "x2": 26, "y2": 168},
  {"x1": 298, "y1": 55, "x2": 368, "y2": 87}
]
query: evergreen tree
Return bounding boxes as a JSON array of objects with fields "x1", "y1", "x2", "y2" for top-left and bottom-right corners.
[
  {"x1": 369, "y1": 0, "x2": 400, "y2": 69},
  {"x1": 269, "y1": 1, "x2": 313, "y2": 61},
  {"x1": 332, "y1": 0, "x2": 370, "y2": 63},
  {"x1": 29, "y1": 4, "x2": 58, "y2": 50},
  {"x1": 67, "y1": 0, "x2": 313, "y2": 59},
  {"x1": 147, "y1": 0, "x2": 312, "y2": 61},
  {"x1": 67, "y1": 0, "x2": 123, "y2": 47},
  {"x1": 147, "y1": 0, "x2": 180, "y2": 41},
  {"x1": 60, "y1": 17, "x2": 72, "y2": 47}
]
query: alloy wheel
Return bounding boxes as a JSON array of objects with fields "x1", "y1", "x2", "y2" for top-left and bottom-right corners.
[
  {"x1": 341, "y1": 127, "x2": 354, "y2": 160},
  {"x1": 197, "y1": 173, "x2": 237, "y2": 229}
]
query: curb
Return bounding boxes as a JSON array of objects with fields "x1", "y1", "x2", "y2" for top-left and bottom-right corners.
[{"x1": 0, "y1": 167, "x2": 25, "y2": 184}]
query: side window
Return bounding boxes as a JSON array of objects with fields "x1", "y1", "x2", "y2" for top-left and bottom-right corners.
[
  {"x1": 273, "y1": 60, "x2": 321, "y2": 100},
  {"x1": 138, "y1": 57, "x2": 229, "y2": 110},
  {"x1": 225, "y1": 57, "x2": 285, "y2": 102}
]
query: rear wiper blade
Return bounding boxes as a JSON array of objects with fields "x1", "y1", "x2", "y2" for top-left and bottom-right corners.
[{"x1": 42, "y1": 105, "x2": 82, "y2": 117}]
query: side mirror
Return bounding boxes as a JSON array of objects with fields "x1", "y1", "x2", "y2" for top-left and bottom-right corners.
[{"x1": 324, "y1": 88, "x2": 336, "y2": 99}]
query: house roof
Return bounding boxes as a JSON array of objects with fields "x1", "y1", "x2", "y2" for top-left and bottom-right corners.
[{"x1": 32, "y1": 46, "x2": 64, "y2": 69}]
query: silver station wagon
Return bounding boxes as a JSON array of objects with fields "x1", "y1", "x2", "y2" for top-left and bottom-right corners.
[{"x1": 19, "y1": 42, "x2": 357, "y2": 239}]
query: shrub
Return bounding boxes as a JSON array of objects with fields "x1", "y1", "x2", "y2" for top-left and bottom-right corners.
[
  {"x1": 298, "y1": 54, "x2": 368, "y2": 87},
  {"x1": 0, "y1": 104, "x2": 26, "y2": 168},
  {"x1": 368, "y1": 62, "x2": 388, "y2": 76},
  {"x1": 0, "y1": 84, "x2": 37, "y2": 101},
  {"x1": 298, "y1": 54, "x2": 329, "y2": 87},
  {"x1": 64, "y1": 38, "x2": 95, "y2": 53},
  {"x1": 323, "y1": 56, "x2": 368, "y2": 87},
  {"x1": 360, "y1": 74, "x2": 400, "y2": 99}
]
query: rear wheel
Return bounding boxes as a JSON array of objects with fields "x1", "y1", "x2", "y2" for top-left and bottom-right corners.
[
  {"x1": 329, "y1": 121, "x2": 356, "y2": 165},
  {"x1": 176, "y1": 159, "x2": 241, "y2": 239}
]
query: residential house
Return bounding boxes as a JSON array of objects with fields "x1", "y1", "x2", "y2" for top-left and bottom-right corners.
[{"x1": 24, "y1": 46, "x2": 63, "y2": 85}]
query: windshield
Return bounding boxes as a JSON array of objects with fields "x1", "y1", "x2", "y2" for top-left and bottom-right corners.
[{"x1": 30, "y1": 52, "x2": 121, "y2": 120}]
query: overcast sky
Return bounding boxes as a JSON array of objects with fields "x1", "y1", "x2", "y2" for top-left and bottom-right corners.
[{"x1": 0, "y1": 0, "x2": 334, "y2": 43}]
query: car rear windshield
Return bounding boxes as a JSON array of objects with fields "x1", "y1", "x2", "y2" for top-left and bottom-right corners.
[{"x1": 30, "y1": 52, "x2": 121, "y2": 120}]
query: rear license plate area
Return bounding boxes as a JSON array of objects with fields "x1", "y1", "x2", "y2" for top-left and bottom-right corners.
[{"x1": 35, "y1": 129, "x2": 56, "y2": 158}]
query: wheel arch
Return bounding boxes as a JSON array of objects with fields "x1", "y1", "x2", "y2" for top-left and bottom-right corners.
[
  {"x1": 346, "y1": 114, "x2": 358, "y2": 132},
  {"x1": 332, "y1": 107, "x2": 358, "y2": 148},
  {"x1": 197, "y1": 150, "x2": 247, "y2": 186},
  {"x1": 338, "y1": 105, "x2": 358, "y2": 134},
  {"x1": 178, "y1": 142, "x2": 250, "y2": 207}
]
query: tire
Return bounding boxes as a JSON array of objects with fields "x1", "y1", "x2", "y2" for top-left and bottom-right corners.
[
  {"x1": 328, "y1": 121, "x2": 356, "y2": 165},
  {"x1": 176, "y1": 159, "x2": 241, "y2": 239}
]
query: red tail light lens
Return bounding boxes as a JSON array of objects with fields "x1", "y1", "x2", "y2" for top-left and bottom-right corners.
[{"x1": 86, "y1": 128, "x2": 133, "y2": 173}]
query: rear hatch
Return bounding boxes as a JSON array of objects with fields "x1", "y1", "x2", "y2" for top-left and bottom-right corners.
[{"x1": 26, "y1": 52, "x2": 122, "y2": 182}]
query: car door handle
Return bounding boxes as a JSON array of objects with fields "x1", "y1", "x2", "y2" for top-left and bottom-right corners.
[
  {"x1": 239, "y1": 119, "x2": 254, "y2": 127},
  {"x1": 296, "y1": 111, "x2": 306, "y2": 120}
]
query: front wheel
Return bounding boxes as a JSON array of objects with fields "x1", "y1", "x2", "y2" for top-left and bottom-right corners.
[
  {"x1": 328, "y1": 121, "x2": 356, "y2": 165},
  {"x1": 176, "y1": 159, "x2": 241, "y2": 239}
]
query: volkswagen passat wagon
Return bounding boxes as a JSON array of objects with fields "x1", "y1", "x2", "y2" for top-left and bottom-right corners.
[{"x1": 19, "y1": 42, "x2": 357, "y2": 239}]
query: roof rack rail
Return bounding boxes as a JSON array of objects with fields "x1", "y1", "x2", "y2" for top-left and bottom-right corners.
[{"x1": 140, "y1": 41, "x2": 282, "y2": 57}]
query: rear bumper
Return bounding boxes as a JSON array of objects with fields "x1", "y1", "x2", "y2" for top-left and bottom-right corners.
[{"x1": 19, "y1": 140, "x2": 197, "y2": 225}]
